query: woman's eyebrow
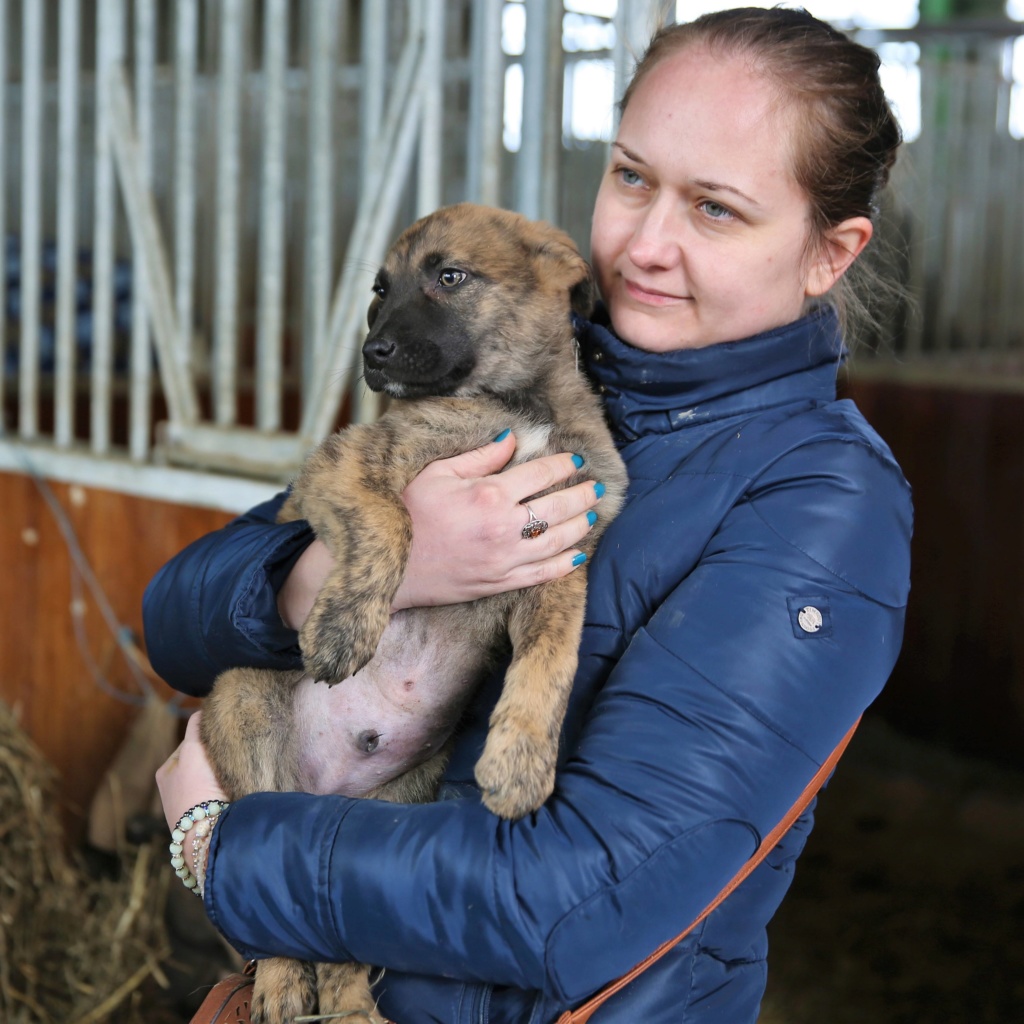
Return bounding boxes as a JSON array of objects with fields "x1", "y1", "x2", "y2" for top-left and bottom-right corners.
[
  {"x1": 691, "y1": 178, "x2": 760, "y2": 207},
  {"x1": 613, "y1": 142, "x2": 646, "y2": 164}
]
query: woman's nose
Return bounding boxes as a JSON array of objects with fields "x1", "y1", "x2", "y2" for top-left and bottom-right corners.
[{"x1": 625, "y1": 203, "x2": 679, "y2": 270}]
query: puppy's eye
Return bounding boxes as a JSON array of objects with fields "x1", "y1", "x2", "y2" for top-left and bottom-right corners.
[
  {"x1": 372, "y1": 281, "x2": 387, "y2": 298},
  {"x1": 438, "y1": 268, "x2": 467, "y2": 289}
]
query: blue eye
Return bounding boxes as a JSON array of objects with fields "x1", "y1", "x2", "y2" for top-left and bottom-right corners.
[
  {"x1": 618, "y1": 167, "x2": 643, "y2": 187},
  {"x1": 700, "y1": 200, "x2": 733, "y2": 220}
]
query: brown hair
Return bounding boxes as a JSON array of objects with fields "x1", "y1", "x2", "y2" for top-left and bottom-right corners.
[{"x1": 621, "y1": 6, "x2": 904, "y2": 338}]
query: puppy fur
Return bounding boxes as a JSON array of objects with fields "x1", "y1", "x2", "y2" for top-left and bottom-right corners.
[{"x1": 200, "y1": 204, "x2": 628, "y2": 1024}]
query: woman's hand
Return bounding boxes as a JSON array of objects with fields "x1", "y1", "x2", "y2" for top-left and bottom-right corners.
[
  {"x1": 395, "y1": 430, "x2": 602, "y2": 610},
  {"x1": 155, "y1": 711, "x2": 228, "y2": 833},
  {"x1": 276, "y1": 431, "x2": 605, "y2": 627}
]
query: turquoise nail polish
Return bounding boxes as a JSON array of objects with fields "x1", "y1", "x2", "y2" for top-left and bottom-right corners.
[
  {"x1": 571, "y1": 454, "x2": 585, "y2": 469},
  {"x1": 594, "y1": 482, "x2": 605, "y2": 499},
  {"x1": 493, "y1": 428, "x2": 510, "y2": 442},
  {"x1": 572, "y1": 552, "x2": 588, "y2": 567},
  {"x1": 586, "y1": 510, "x2": 598, "y2": 526}
]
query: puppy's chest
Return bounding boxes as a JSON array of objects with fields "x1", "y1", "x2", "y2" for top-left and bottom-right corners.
[{"x1": 508, "y1": 423, "x2": 555, "y2": 465}]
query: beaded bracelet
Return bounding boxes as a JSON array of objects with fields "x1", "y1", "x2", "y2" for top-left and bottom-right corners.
[{"x1": 169, "y1": 800, "x2": 229, "y2": 897}]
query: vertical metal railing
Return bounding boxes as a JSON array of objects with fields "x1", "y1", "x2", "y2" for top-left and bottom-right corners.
[
  {"x1": 174, "y1": 0, "x2": 199, "y2": 395},
  {"x1": 19, "y1": 0, "x2": 44, "y2": 440},
  {"x1": 213, "y1": 0, "x2": 244, "y2": 427},
  {"x1": 91, "y1": 0, "x2": 125, "y2": 454},
  {"x1": 256, "y1": 0, "x2": 288, "y2": 433},
  {"x1": 55, "y1": 0, "x2": 81, "y2": 450},
  {"x1": 303, "y1": 0, "x2": 339, "y2": 405},
  {"x1": 12, "y1": 3, "x2": 1018, "y2": 506},
  {"x1": 130, "y1": 0, "x2": 155, "y2": 460}
]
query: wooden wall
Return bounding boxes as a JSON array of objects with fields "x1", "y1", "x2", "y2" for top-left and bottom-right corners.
[
  {"x1": 843, "y1": 376, "x2": 1024, "y2": 770},
  {"x1": 0, "y1": 470, "x2": 233, "y2": 840}
]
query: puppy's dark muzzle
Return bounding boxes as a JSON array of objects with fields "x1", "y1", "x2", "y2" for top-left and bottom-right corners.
[{"x1": 362, "y1": 333, "x2": 474, "y2": 397}]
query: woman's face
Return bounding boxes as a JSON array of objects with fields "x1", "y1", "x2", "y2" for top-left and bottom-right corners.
[{"x1": 590, "y1": 47, "x2": 826, "y2": 352}]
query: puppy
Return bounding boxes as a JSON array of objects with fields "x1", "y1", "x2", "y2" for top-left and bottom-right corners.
[{"x1": 201, "y1": 203, "x2": 628, "y2": 1024}]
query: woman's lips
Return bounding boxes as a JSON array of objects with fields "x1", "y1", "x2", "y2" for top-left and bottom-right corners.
[{"x1": 623, "y1": 278, "x2": 689, "y2": 306}]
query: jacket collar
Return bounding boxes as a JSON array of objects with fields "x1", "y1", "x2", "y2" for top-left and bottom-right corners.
[{"x1": 576, "y1": 305, "x2": 845, "y2": 442}]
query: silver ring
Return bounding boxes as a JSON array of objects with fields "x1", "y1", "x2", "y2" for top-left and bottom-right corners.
[{"x1": 521, "y1": 504, "x2": 548, "y2": 540}]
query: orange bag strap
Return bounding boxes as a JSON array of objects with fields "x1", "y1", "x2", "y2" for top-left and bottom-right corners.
[{"x1": 555, "y1": 718, "x2": 861, "y2": 1024}]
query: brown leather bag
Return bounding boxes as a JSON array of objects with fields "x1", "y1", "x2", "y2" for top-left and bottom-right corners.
[
  {"x1": 190, "y1": 720, "x2": 859, "y2": 1024},
  {"x1": 189, "y1": 960, "x2": 255, "y2": 1024}
]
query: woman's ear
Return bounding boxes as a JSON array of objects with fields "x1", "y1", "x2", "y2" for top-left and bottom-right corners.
[{"x1": 805, "y1": 216, "x2": 874, "y2": 297}]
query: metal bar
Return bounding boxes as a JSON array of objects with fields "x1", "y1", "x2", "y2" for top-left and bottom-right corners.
[
  {"x1": 0, "y1": 0, "x2": 9, "y2": 432},
  {"x1": 466, "y1": 0, "x2": 503, "y2": 206},
  {"x1": 360, "y1": 0, "x2": 387, "y2": 180},
  {"x1": 304, "y1": 6, "x2": 426, "y2": 439},
  {"x1": 540, "y1": 0, "x2": 562, "y2": 222},
  {"x1": 417, "y1": 0, "x2": 445, "y2": 216},
  {"x1": 213, "y1": 0, "x2": 245, "y2": 425},
  {"x1": 174, "y1": 0, "x2": 198, "y2": 379},
  {"x1": 108, "y1": 65, "x2": 199, "y2": 425},
  {"x1": 351, "y1": 0, "x2": 394, "y2": 427},
  {"x1": 0, "y1": 440, "x2": 282, "y2": 513},
  {"x1": 19, "y1": 0, "x2": 45, "y2": 441},
  {"x1": 302, "y1": 0, "x2": 337, "y2": 403},
  {"x1": 614, "y1": 0, "x2": 655, "y2": 117},
  {"x1": 517, "y1": 0, "x2": 550, "y2": 219},
  {"x1": 129, "y1": 0, "x2": 156, "y2": 460},
  {"x1": 92, "y1": 0, "x2": 126, "y2": 454},
  {"x1": 55, "y1": 0, "x2": 82, "y2": 448},
  {"x1": 933, "y1": 47, "x2": 969, "y2": 354},
  {"x1": 256, "y1": 0, "x2": 288, "y2": 431}
]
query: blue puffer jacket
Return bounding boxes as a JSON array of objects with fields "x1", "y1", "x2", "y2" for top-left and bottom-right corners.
[{"x1": 143, "y1": 307, "x2": 912, "y2": 1024}]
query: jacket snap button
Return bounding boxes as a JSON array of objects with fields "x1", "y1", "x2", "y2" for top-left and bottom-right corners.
[{"x1": 798, "y1": 606, "x2": 823, "y2": 633}]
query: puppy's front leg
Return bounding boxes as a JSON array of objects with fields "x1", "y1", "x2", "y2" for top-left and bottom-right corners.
[
  {"x1": 291, "y1": 442, "x2": 413, "y2": 685},
  {"x1": 474, "y1": 570, "x2": 588, "y2": 818}
]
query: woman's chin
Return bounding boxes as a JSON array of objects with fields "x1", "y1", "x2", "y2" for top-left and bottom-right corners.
[{"x1": 608, "y1": 305, "x2": 711, "y2": 353}]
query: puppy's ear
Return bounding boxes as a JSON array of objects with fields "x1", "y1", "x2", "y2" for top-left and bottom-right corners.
[
  {"x1": 367, "y1": 294, "x2": 381, "y2": 328},
  {"x1": 535, "y1": 233, "x2": 598, "y2": 319},
  {"x1": 568, "y1": 267, "x2": 598, "y2": 319}
]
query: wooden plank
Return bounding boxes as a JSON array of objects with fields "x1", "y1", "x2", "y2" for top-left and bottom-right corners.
[
  {"x1": 841, "y1": 378, "x2": 1024, "y2": 769},
  {"x1": 0, "y1": 471, "x2": 234, "y2": 841}
]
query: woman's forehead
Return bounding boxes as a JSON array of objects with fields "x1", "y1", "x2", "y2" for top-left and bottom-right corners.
[{"x1": 617, "y1": 50, "x2": 800, "y2": 194}]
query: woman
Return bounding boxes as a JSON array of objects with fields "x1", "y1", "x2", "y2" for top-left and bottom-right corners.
[{"x1": 152, "y1": 9, "x2": 913, "y2": 1022}]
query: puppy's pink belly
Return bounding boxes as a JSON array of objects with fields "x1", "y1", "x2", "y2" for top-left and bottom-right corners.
[{"x1": 293, "y1": 609, "x2": 490, "y2": 797}]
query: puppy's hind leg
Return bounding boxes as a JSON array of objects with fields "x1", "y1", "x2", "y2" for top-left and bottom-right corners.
[
  {"x1": 474, "y1": 571, "x2": 588, "y2": 819},
  {"x1": 250, "y1": 958, "x2": 317, "y2": 1024},
  {"x1": 316, "y1": 962, "x2": 387, "y2": 1023}
]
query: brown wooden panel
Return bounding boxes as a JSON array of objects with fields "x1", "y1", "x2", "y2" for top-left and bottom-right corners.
[
  {"x1": 0, "y1": 470, "x2": 234, "y2": 839},
  {"x1": 841, "y1": 377, "x2": 1024, "y2": 769}
]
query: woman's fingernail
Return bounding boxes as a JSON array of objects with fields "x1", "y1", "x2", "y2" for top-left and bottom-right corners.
[
  {"x1": 571, "y1": 454, "x2": 585, "y2": 469},
  {"x1": 594, "y1": 482, "x2": 605, "y2": 499},
  {"x1": 493, "y1": 428, "x2": 510, "y2": 442},
  {"x1": 586, "y1": 510, "x2": 598, "y2": 526},
  {"x1": 572, "y1": 552, "x2": 588, "y2": 567}
]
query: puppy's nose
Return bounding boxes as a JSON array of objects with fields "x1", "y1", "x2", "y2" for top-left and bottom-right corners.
[{"x1": 363, "y1": 337, "x2": 397, "y2": 369}]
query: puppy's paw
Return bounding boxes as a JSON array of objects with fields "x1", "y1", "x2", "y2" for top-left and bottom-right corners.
[
  {"x1": 475, "y1": 724, "x2": 557, "y2": 820},
  {"x1": 301, "y1": 591, "x2": 388, "y2": 684},
  {"x1": 317, "y1": 961, "x2": 386, "y2": 1023},
  {"x1": 251, "y1": 958, "x2": 316, "y2": 1024}
]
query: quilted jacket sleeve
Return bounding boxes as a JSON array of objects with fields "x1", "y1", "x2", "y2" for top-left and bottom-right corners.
[
  {"x1": 142, "y1": 491, "x2": 313, "y2": 696},
  {"x1": 203, "y1": 437, "x2": 912, "y2": 1004}
]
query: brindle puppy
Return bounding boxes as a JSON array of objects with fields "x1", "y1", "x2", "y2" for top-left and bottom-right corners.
[{"x1": 201, "y1": 204, "x2": 628, "y2": 1024}]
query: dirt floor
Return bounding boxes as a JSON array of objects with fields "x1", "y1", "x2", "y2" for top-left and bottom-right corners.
[{"x1": 759, "y1": 716, "x2": 1024, "y2": 1024}]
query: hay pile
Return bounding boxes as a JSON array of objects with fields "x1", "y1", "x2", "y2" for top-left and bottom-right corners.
[{"x1": 0, "y1": 700, "x2": 176, "y2": 1024}]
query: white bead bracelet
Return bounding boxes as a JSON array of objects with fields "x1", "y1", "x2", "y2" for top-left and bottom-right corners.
[{"x1": 169, "y1": 799, "x2": 229, "y2": 897}]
